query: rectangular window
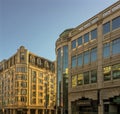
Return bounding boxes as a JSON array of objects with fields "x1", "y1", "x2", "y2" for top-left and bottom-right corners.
[
  {"x1": 72, "y1": 40, "x2": 76, "y2": 49},
  {"x1": 84, "y1": 72, "x2": 89, "y2": 84},
  {"x1": 39, "y1": 72, "x2": 43, "y2": 78},
  {"x1": 77, "y1": 54, "x2": 83, "y2": 66},
  {"x1": 103, "y1": 66, "x2": 111, "y2": 81},
  {"x1": 91, "y1": 28, "x2": 97, "y2": 40},
  {"x1": 38, "y1": 99, "x2": 43, "y2": 104},
  {"x1": 84, "y1": 33, "x2": 89, "y2": 43},
  {"x1": 91, "y1": 47, "x2": 97, "y2": 62},
  {"x1": 77, "y1": 74, "x2": 83, "y2": 85},
  {"x1": 91, "y1": 70, "x2": 97, "y2": 83},
  {"x1": 72, "y1": 75, "x2": 77, "y2": 87},
  {"x1": 78, "y1": 37, "x2": 82, "y2": 46},
  {"x1": 103, "y1": 43, "x2": 110, "y2": 58},
  {"x1": 112, "y1": 64, "x2": 120, "y2": 79},
  {"x1": 103, "y1": 21, "x2": 110, "y2": 34},
  {"x1": 84, "y1": 50, "x2": 90, "y2": 64},
  {"x1": 72, "y1": 56, "x2": 77, "y2": 68},
  {"x1": 112, "y1": 16, "x2": 120, "y2": 30},
  {"x1": 112, "y1": 38, "x2": 120, "y2": 55}
]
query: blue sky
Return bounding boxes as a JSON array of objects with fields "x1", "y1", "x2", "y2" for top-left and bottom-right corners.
[{"x1": 0, "y1": 0, "x2": 118, "y2": 61}]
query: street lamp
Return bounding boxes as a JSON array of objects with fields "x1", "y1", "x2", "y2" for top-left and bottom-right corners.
[
  {"x1": 1, "y1": 78, "x2": 4, "y2": 114},
  {"x1": 45, "y1": 82, "x2": 48, "y2": 114},
  {"x1": 45, "y1": 82, "x2": 47, "y2": 114}
]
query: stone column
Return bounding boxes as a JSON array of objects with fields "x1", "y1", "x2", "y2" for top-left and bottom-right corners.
[
  {"x1": 13, "y1": 109, "x2": 16, "y2": 114},
  {"x1": 97, "y1": 15, "x2": 104, "y2": 114},
  {"x1": 27, "y1": 109, "x2": 30, "y2": 114},
  {"x1": 35, "y1": 109, "x2": 38, "y2": 114},
  {"x1": 98, "y1": 101, "x2": 104, "y2": 114},
  {"x1": 68, "y1": 100, "x2": 71, "y2": 114}
]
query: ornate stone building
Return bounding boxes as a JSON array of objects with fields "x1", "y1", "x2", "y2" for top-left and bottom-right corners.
[
  {"x1": 0, "y1": 46, "x2": 56, "y2": 114},
  {"x1": 56, "y1": 1, "x2": 120, "y2": 114}
]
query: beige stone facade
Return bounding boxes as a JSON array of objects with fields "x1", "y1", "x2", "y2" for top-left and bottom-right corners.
[
  {"x1": 0, "y1": 46, "x2": 56, "y2": 114},
  {"x1": 56, "y1": 1, "x2": 120, "y2": 114}
]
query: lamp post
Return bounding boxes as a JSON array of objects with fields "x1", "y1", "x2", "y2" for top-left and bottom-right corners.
[
  {"x1": 1, "y1": 78, "x2": 4, "y2": 114},
  {"x1": 45, "y1": 82, "x2": 48, "y2": 114}
]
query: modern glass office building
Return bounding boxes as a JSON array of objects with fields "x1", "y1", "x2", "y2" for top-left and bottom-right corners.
[{"x1": 56, "y1": 1, "x2": 120, "y2": 114}]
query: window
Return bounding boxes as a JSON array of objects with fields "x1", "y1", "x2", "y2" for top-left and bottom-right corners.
[
  {"x1": 112, "y1": 38, "x2": 120, "y2": 55},
  {"x1": 21, "y1": 96, "x2": 27, "y2": 102},
  {"x1": 21, "y1": 75, "x2": 27, "y2": 80},
  {"x1": 38, "y1": 92, "x2": 43, "y2": 97},
  {"x1": 32, "y1": 92, "x2": 36, "y2": 97},
  {"x1": 84, "y1": 72, "x2": 89, "y2": 84},
  {"x1": 39, "y1": 86, "x2": 43, "y2": 90},
  {"x1": 63, "y1": 45, "x2": 68, "y2": 71},
  {"x1": 72, "y1": 40, "x2": 76, "y2": 49},
  {"x1": 84, "y1": 33, "x2": 89, "y2": 43},
  {"x1": 77, "y1": 74, "x2": 83, "y2": 85},
  {"x1": 77, "y1": 54, "x2": 83, "y2": 66},
  {"x1": 16, "y1": 67, "x2": 27, "y2": 73},
  {"x1": 103, "y1": 43, "x2": 110, "y2": 58},
  {"x1": 72, "y1": 75, "x2": 77, "y2": 87},
  {"x1": 39, "y1": 72, "x2": 43, "y2": 78},
  {"x1": 112, "y1": 16, "x2": 120, "y2": 30},
  {"x1": 91, "y1": 47, "x2": 97, "y2": 62},
  {"x1": 78, "y1": 37, "x2": 82, "y2": 46},
  {"x1": 21, "y1": 82, "x2": 27, "y2": 88},
  {"x1": 91, "y1": 28, "x2": 97, "y2": 40},
  {"x1": 32, "y1": 85, "x2": 36, "y2": 90},
  {"x1": 21, "y1": 89, "x2": 27, "y2": 95},
  {"x1": 38, "y1": 79, "x2": 43, "y2": 84},
  {"x1": 103, "y1": 66, "x2": 111, "y2": 81},
  {"x1": 112, "y1": 64, "x2": 120, "y2": 79},
  {"x1": 38, "y1": 99, "x2": 43, "y2": 104},
  {"x1": 103, "y1": 22, "x2": 110, "y2": 34},
  {"x1": 91, "y1": 70, "x2": 97, "y2": 83},
  {"x1": 20, "y1": 52, "x2": 25, "y2": 61},
  {"x1": 32, "y1": 71, "x2": 36, "y2": 83},
  {"x1": 71, "y1": 56, "x2": 77, "y2": 68},
  {"x1": 32, "y1": 98, "x2": 36, "y2": 104},
  {"x1": 84, "y1": 50, "x2": 90, "y2": 64}
]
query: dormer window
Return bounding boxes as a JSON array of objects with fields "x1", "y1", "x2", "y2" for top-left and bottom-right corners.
[{"x1": 20, "y1": 52, "x2": 25, "y2": 61}]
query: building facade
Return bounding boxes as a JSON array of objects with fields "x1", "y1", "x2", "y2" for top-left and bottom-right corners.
[
  {"x1": 56, "y1": 1, "x2": 120, "y2": 114},
  {"x1": 0, "y1": 46, "x2": 56, "y2": 114}
]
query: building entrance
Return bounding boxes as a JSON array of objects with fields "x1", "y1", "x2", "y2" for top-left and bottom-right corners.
[
  {"x1": 104, "y1": 96, "x2": 120, "y2": 114},
  {"x1": 71, "y1": 98, "x2": 98, "y2": 114}
]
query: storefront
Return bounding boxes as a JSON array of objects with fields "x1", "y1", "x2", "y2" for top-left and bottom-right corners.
[
  {"x1": 104, "y1": 96, "x2": 120, "y2": 114},
  {"x1": 71, "y1": 98, "x2": 98, "y2": 114}
]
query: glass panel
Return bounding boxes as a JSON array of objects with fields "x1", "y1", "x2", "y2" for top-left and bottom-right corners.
[
  {"x1": 77, "y1": 54, "x2": 83, "y2": 66},
  {"x1": 112, "y1": 16, "x2": 120, "y2": 30},
  {"x1": 72, "y1": 56, "x2": 77, "y2": 68},
  {"x1": 112, "y1": 38, "x2": 120, "y2": 55},
  {"x1": 103, "y1": 21, "x2": 110, "y2": 34},
  {"x1": 84, "y1": 33, "x2": 89, "y2": 43},
  {"x1": 91, "y1": 47, "x2": 97, "y2": 62},
  {"x1": 112, "y1": 64, "x2": 120, "y2": 79},
  {"x1": 84, "y1": 71, "x2": 89, "y2": 84},
  {"x1": 103, "y1": 43, "x2": 110, "y2": 58},
  {"x1": 78, "y1": 37, "x2": 82, "y2": 46},
  {"x1": 84, "y1": 50, "x2": 90, "y2": 64},
  {"x1": 77, "y1": 74, "x2": 83, "y2": 85},
  {"x1": 91, "y1": 28, "x2": 97, "y2": 40},
  {"x1": 72, "y1": 40, "x2": 76, "y2": 49},
  {"x1": 103, "y1": 66, "x2": 111, "y2": 81},
  {"x1": 91, "y1": 70, "x2": 97, "y2": 83},
  {"x1": 63, "y1": 45, "x2": 68, "y2": 71},
  {"x1": 57, "y1": 48, "x2": 61, "y2": 106},
  {"x1": 72, "y1": 75, "x2": 77, "y2": 87}
]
